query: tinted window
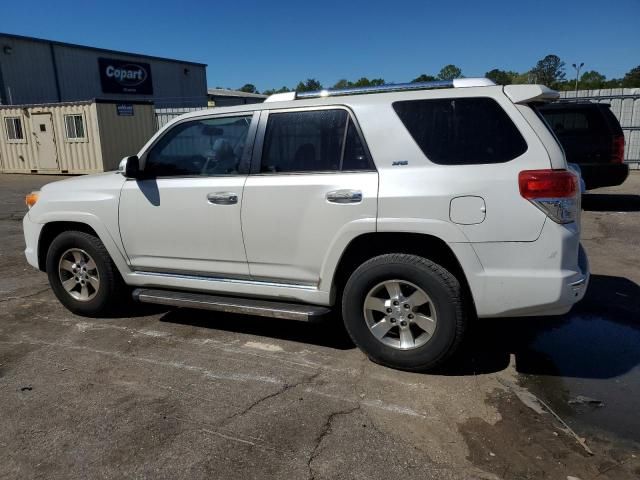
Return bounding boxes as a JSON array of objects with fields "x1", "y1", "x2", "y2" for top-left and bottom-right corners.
[
  {"x1": 393, "y1": 98, "x2": 527, "y2": 165},
  {"x1": 261, "y1": 109, "x2": 373, "y2": 173},
  {"x1": 542, "y1": 111, "x2": 589, "y2": 132},
  {"x1": 342, "y1": 120, "x2": 372, "y2": 170},
  {"x1": 146, "y1": 115, "x2": 252, "y2": 177}
]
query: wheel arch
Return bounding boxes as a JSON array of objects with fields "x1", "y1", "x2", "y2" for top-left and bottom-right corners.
[
  {"x1": 37, "y1": 222, "x2": 100, "y2": 271},
  {"x1": 331, "y1": 232, "x2": 477, "y2": 315}
]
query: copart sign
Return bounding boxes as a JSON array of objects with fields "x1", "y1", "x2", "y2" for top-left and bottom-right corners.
[{"x1": 98, "y1": 58, "x2": 153, "y2": 95}]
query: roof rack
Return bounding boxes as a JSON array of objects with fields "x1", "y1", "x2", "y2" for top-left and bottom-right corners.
[{"x1": 264, "y1": 78, "x2": 496, "y2": 102}]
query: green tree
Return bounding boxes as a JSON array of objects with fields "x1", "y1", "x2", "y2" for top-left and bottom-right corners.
[
  {"x1": 351, "y1": 77, "x2": 385, "y2": 87},
  {"x1": 485, "y1": 69, "x2": 518, "y2": 85},
  {"x1": 262, "y1": 86, "x2": 292, "y2": 95},
  {"x1": 622, "y1": 65, "x2": 640, "y2": 87},
  {"x1": 530, "y1": 54, "x2": 566, "y2": 87},
  {"x1": 333, "y1": 79, "x2": 351, "y2": 89},
  {"x1": 295, "y1": 78, "x2": 322, "y2": 92},
  {"x1": 579, "y1": 70, "x2": 606, "y2": 89},
  {"x1": 239, "y1": 83, "x2": 258, "y2": 94},
  {"x1": 411, "y1": 74, "x2": 437, "y2": 83},
  {"x1": 437, "y1": 64, "x2": 462, "y2": 80}
]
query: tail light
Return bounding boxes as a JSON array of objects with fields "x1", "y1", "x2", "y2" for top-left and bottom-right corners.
[
  {"x1": 519, "y1": 169, "x2": 579, "y2": 224},
  {"x1": 612, "y1": 135, "x2": 625, "y2": 164}
]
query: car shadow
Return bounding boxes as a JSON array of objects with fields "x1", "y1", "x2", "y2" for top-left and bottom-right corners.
[
  {"x1": 582, "y1": 193, "x2": 640, "y2": 212},
  {"x1": 152, "y1": 274, "x2": 640, "y2": 379},
  {"x1": 436, "y1": 274, "x2": 640, "y2": 378},
  {"x1": 159, "y1": 308, "x2": 355, "y2": 350}
]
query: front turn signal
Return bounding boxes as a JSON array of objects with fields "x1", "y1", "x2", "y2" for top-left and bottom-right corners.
[{"x1": 25, "y1": 191, "x2": 40, "y2": 209}]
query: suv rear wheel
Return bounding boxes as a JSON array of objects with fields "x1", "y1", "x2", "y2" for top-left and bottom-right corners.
[
  {"x1": 46, "y1": 231, "x2": 126, "y2": 317},
  {"x1": 342, "y1": 254, "x2": 467, "y2": 371}
]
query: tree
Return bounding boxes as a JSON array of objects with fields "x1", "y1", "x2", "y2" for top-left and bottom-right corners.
[
  {"x1": 530, "y1": 54, "x2": 566, "y2": 87},
  {"x1": 295, "y1": 78, "x2": 322, "y2": 92},
  {"x1": 262, "y1": 86, "x2": 292, "y2": 95},
  {"x1": 411, "y1": 74, "x2": 437, "y2": 83},
  {"x1": 437, "y1": 64, "x2": 462, "y2": 81},
  {"x1": 239, "y1": 83, "x2": 258, "y2": 94},
  {"x1": 332, "y1": 77, "x2": 385, "y2": 89},
  {"x1": 485, "y1": 69, "x2": 518, "y2": 85},
  {"x1": 579, "y1": 70, "x2": 606, "y2": 89},
  {"x1": 333, "y1": 79, "x2": 351, "y2": 89},
  {"x1": 622, "y1": 65, "x2": 640, "y2": 87}
]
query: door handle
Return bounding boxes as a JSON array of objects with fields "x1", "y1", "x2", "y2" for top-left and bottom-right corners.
[
  {"x1": 207, "y1": 192, "x2": 238, "y2": 205},
  {"x1": 326, "y1": 189, "x2": 363, "y2": 204}
]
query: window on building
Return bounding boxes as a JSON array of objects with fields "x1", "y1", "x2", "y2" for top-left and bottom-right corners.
[
  {"x1": 393, "y1": 97, "x2": 528, "y2": 165},
  {"x1": 4, "y1": 117, "x2": 24, "y2": 141},
  {"x1": 64, "y1": 114, "x2": 86, "y2": 140},
  {"x1": 145, "y1": 115, "x2": 252, "y2": 177},
  {"x1": 260, "y1": 109, "x2": 373, "y2": 173}
]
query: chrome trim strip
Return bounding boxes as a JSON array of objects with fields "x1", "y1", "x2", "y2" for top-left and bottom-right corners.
[
  {"x1": 295, "y1": 78, "x2": 495, "y2": 99},
  {"x1": 568, "y1": 277, "x2": 586, "y2": 287},
  {"x1": 133, "y1": 270, "x2": 318, "y2": 290}
]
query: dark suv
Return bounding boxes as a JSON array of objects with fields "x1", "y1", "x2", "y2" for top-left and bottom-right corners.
[{"x1": 539, "y1": 102, "x2": 627, "y2": 190}]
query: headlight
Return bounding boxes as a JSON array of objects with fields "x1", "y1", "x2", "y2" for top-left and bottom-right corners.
[{"x1": 25, "y1": 191, "x2": 40, "y2": 209}]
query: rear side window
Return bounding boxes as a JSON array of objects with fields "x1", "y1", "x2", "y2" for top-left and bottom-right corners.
[
  {"x1": 393, "y1": 97, "x2": 527, "y2": 165},
  {"x1": 260, "y1": 109, "x2": 373, "y2": 173}
]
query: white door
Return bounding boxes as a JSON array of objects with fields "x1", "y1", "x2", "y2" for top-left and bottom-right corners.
[
  {"x1": 31, "y1": 113, "x2": 59, "y2": 170},
  {"x1": 241, "y1": 108, "x2": 378, "y2": 284},
  {"x1": 119, "y1": 113, "x2": 257, "y2": 277}
]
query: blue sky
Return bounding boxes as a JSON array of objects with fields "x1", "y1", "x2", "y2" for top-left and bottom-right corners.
[{"x1": 2, "y1": 0, "x2": 639, "y2": 91}]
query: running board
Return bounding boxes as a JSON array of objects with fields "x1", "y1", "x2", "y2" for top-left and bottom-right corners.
[{"x1": 132, "y1": 288, "x2": 331, "y2": 322}]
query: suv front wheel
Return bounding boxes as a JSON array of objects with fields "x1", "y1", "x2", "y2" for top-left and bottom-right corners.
[
  {"x1": 46, "y1": 231, "x2": 126, "y2": 317},
  {"x1": 342, "y1": 254, "x2": 467, "y2": 371}
]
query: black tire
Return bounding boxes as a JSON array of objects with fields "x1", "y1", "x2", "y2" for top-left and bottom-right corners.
[
  {"x1": 341, "y1": 254, "x2": 467, "y2": 371},
  {"x1": 46, "y1": 230, "x2": 127, "y2": 317}
]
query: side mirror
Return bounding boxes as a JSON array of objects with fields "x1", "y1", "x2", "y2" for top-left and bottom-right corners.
[{"x1": 119, "y1": 155, "x2": 141, "y2": 178}]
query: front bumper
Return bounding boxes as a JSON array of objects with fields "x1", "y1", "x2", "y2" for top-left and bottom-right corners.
[{"x1": 23, "y1": 213, "x2": 44, "y2": 270}]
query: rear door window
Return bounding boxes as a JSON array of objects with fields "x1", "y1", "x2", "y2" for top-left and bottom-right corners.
[
  {"x1": 260, "y1": 109, "x2": 374, "y2": 173},
  {"x1": 393, "y1": 97, "x2": 527, "y2": 165}
]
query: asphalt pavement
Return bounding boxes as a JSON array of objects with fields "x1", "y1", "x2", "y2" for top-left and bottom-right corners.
[{"x1": 1, "y1": 172, "x2": 639, "y2": 479}]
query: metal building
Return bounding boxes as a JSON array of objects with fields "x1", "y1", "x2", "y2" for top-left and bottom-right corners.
[
  {"x1": 0, "y1": 100, "x2": 156, "y2": 174},
  {"x1": 207, "y1": 88, "x2": 267, "y2": 107},
  {"x1": 0, "y1": 33, "x2": 207, "y2": 108}
]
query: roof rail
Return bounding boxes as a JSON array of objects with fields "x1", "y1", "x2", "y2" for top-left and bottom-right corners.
[{"x1": 288, "y1": 77, "x2": 495, "y2": 100}]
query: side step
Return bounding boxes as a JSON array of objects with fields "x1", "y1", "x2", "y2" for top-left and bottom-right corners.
[{"x1": 132, "y1": 288, "x2": 331, "y2": 322}]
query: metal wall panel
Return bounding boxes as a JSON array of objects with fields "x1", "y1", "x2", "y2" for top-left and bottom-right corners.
[
  {"x1": 0, "y1": 107, "x2": 35, "y2": 172},
  {"x1": 0, "y1": 34, "x2": 207, "y2": 108},
  {"x1": 52, "y1": 46, "x2": 207, "y2": 107},
  {"x1": 155, "y1": 107, "x2": 211, "y2": 129},
  {"x1": 96, "y1": 103, "x2": 156, "y2": 170},
  {"x1": 0, "y1": 37, "x2": 59, "y2": 104}
]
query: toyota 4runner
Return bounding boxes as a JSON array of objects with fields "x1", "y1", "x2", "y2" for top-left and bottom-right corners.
[{"x1": 22, "y1": 78, "x2": 589, "y2": 371}]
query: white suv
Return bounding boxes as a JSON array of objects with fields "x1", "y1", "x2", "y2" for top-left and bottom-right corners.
[{"x1": 22, "y1": 78, "x2": 589, "y2": 371}]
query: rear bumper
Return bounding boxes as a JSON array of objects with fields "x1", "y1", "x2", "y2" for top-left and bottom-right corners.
[
  {"x1": 466, "y1": 220, "x2": 589, "y2": 318},
  {"x1": 580, "y1": 163, "x2": 629, "y2": 190}
]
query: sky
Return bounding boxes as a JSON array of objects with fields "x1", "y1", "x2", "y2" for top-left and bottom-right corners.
[{"x1": 2, "y1": 0, "x2": 639, "y2": 91}]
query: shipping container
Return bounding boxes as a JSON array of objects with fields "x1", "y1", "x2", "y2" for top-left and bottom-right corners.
[{"x1": 0, "y1": 100, "x2": 155, "y2": 174}]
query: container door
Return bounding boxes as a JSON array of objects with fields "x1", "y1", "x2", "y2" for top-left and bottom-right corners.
[{"x1": 31, "y1": 113, "x2": 59, "y2": 170}]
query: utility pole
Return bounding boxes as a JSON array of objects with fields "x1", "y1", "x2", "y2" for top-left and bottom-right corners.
[{"x1": 572, "y1": 62, "x2": 584, "y2": 101}]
